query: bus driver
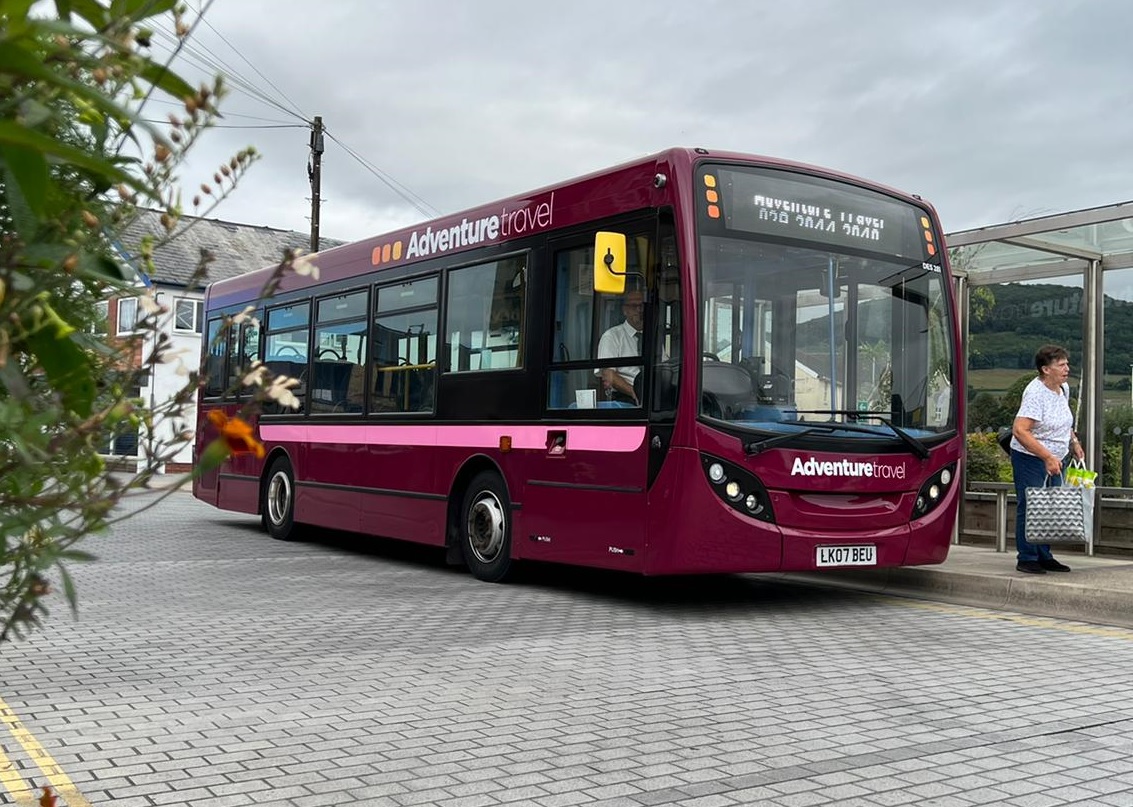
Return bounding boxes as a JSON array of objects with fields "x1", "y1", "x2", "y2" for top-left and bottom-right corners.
[{"x1": 596, "y1": 289, "x2": 646, "y2": 405}]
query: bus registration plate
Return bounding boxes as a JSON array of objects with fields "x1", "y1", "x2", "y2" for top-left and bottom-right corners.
[{"x1": 816, "y1": 545, "x2": 876, "y2": 567}]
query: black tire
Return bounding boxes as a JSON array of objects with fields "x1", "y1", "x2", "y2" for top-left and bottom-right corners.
[
  {"x1": 460, "y1": 471, "x2": 514, "y2": 582},
  {"x1": 262, "y1": 457, "x2": 300, "y2": 541}
]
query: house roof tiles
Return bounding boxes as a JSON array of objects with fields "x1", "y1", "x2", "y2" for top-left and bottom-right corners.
[{"x1": 118, "y1": 209, "x2": 346, "y2": 289}]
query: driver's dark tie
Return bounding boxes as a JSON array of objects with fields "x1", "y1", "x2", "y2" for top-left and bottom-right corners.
[{"x1": 634, "y1": 331, "x2": 641, "y2": 355}]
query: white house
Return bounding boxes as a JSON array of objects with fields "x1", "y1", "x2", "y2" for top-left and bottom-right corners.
[{"x1": 106, "y1": 210, "x2": 343, "y2": 473}]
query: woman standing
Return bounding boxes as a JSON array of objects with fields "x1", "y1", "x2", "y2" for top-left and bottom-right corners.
[{"x1": 1009, "y1": 344, "x2": 1085, "y2": 574}]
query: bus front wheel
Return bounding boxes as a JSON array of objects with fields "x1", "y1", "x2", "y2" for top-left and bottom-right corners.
[
  {"x1": 262, "y1": 458, "x2": 299, "y2": 541},
  {"x1": 460, "y1": 472, "x2": 513, "y2": 582}
]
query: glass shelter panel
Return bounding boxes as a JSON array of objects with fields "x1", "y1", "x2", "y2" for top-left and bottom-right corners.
[
  {"x1": 965, "y1": 278, "x2": 1083, "y2": 434},
  {"x1": 1102, "y1": 268, "x2": 1133, "y2": 485}
]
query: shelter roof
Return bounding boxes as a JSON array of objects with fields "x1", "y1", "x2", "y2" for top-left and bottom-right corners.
[{"x1": 946, "y1": 201, "x2": 1133, "y2": 285}]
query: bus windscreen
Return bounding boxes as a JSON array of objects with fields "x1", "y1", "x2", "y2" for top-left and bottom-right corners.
[{"x1": 705, "y1": 166, "x2": 934, "y2": 261}]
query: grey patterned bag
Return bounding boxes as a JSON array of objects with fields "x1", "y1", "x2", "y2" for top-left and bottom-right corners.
[{"x1": 1024, "y1": 475, "x2": 1091, "y2": 544}]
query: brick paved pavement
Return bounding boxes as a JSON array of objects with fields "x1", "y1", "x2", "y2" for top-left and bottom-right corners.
[{"x1": 1, "y1": 491, "x2": 1132, "y2": 806}]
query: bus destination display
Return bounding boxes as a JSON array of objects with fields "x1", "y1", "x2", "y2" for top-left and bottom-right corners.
[{"x1": 715, "y1": 167, "x2": 926, "y2": 259}]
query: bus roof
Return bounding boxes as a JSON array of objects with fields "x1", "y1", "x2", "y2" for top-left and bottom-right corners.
[{"x1": 206, "y1": 147, "x2": 937, "y2": 310}]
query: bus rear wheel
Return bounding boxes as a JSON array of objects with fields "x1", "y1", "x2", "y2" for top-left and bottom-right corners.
[
  {"x1": 262, "y1": 457, "x2": 299, "y2": 541},
  {"x1": 460, "y1": 472, "x2": 513, "y2": 582}
]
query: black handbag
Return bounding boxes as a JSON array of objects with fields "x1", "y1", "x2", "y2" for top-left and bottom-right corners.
[{"x1": 996, "y1": 427, "x2": 1013, "y2": 455}]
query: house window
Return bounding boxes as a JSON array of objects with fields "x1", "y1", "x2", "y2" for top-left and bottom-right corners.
[
  {"x1": 174, "y1": 298, "x2": 204, "y2": 333},
  {"x1": 117, "y1": 298, "x2": 137, "y2": 334}
]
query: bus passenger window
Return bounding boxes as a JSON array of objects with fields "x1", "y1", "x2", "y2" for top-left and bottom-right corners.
[
  {"x1": 237, "y1": 316, "x2": 262, "y2": 398},
  {"x1": 373, "y1": 277, "x2": 438, "y2": 413},
  {"x1": 263, "y1": 302, "x2": 311, "y2": 414},
  {"x1": 203, "y1": 317, "x2": 226, "y2": 398},
  {"x1": 311, "y1": 291, "x2": 368, "y2": 414},
  {"x1": 445, "y1": 257, "x2": 525, "y2": 373}
]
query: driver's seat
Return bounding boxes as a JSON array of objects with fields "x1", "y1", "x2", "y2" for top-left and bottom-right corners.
[{"x1": 702, "y1": 362, "x2": 755, "y2": 419}]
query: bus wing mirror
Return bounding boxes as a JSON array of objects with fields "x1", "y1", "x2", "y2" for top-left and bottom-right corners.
[{"x1": 593, "y1": 232, "x2": 627, "y2": 294}]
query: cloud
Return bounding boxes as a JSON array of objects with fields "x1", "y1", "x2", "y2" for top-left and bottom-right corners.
[{"x1": 158, "y1": 0, "x2": 1133, "y2": 244}]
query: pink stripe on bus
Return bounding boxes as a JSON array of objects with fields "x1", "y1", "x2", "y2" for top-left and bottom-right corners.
[{"x1": 257, "y1": 423, "x2": 646, "y2": 452}]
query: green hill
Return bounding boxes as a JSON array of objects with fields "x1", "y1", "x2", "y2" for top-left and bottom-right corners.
[{"x1": 970, "y1": 283, "x2": 1133, "y2": 374}]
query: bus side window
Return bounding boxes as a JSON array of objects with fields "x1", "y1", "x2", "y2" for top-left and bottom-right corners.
[
  {"x1": 237, "y1": 316, "x2": 262, "y2": 399},
  {"x1": 547, "y1": 245, "x2": 596, "y2": 409},
  {"x1": 547, "y1": 232, "x2": 654, "y2": 411},
  {"x1": 203, "y1": 317, "x2": 226, "y2": 398},
  {"x1": 263, "y1": 302, "x2": 311, "y2": 414},
  {"x1": 312, "y1": 291, "x2": 368, "y2": 414},
  {"x1": 445, "y1": 257, "x2": 525, "y2": 373},
  {"x1": 650, "y1": 217, "x2": 682, "y2": 414},
  {"x1": 373, "y1": 277, "x2": 438, "y2": 414}
]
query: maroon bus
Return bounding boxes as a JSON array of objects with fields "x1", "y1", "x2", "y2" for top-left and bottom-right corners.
[{"x1": 194, "y1": 147, "x2": 963, "y2": 582}]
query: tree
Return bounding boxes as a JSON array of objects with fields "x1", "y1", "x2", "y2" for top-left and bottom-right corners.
[
  {"x1": 965, "y1": 432, "x2": 1011, "y2": 483},
  {"x1": 967, "y1": 391, "x2": 1008, "y2": 432},
  {"x1": 999, "y1": 372, "x2": 1036, "y2": 421},
  {"x1": 0, "y1": 2, "x2": 303, "y2": 643}
]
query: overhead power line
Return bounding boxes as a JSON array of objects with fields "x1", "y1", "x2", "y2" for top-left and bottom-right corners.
[
  {"x1": 153, "y1": 5, "x2": 441, "y2": 226},
  {"x1": 192, "y1": 14, "x2": 308, "y2": 122},
  {"x1": 149, "y1": 26, "x2": 308, "y2": 124},
  {"x1": 325, "y1": 130, "x2": 440, "y2": 219}
]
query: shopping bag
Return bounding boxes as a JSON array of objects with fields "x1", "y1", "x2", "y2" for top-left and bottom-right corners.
[
  {"x1": 1024, "y1": 475, "x2": 1091, "y2": 544},
  {"x1": 1065, "y1": 458, "x2": 1098, "y2": 489}
]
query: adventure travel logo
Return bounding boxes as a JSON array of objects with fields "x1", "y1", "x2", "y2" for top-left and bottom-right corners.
[
  {"x1": 790, "y1": 456, "x2": 907, "y2": 479},
  {"x1": 371, "y1": 192, "x2": 555, "y2": 266}
]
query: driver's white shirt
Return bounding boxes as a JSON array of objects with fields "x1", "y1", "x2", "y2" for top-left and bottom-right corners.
[{"x1": 595, "y1": 320, "x2": 642, "y2": 384}]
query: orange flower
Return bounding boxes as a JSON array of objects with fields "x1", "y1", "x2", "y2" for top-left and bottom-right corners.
[{"x1": 207, "y1": 410, "x2": 265, "y2": 459}]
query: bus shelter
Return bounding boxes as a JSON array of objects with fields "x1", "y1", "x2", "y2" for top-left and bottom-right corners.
[{"x1": 947, "y1": 202, "x2": 1133, "y2": 550}]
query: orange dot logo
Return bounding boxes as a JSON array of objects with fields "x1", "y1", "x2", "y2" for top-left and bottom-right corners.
[{"x1": 371, "y1": 241, "x2": 404, "y2": 266}]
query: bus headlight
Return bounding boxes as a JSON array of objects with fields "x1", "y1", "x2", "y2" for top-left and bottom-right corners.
[
  {"x1": 700, "y1": 454, "x2": 775, "y2": 523},
  {"x1": 912, "y1": 462, "x2": 957, "y2": 520}
]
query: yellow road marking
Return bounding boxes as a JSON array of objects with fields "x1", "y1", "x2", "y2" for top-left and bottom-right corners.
[
  {"x1": 0, "y1": 696, "x2": 90, "y2": 807},
  {"x1": 881, "y1": 595, "x2": 1133, "y2": 640},
  {"x1": 0, "y1": 741, "x2": 36, "y2": 807}
]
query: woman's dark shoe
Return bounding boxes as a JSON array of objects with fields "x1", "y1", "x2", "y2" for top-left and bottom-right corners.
[
  {"x1": 1016, "y1": 561, "x2": 1047, "y2": 574},
  {"x1": 1039, "y1": 558, "x2": 1071, "y2": 572}
]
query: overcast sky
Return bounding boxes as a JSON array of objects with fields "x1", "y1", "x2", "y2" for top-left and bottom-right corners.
[{"x1": 157, "y1": 0, "x2": 1133, "y2": 245}]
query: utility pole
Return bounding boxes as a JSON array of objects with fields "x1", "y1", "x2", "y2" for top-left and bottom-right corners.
[{"x1": 308, "y1": 115, "x2": 324, "y2": 252}]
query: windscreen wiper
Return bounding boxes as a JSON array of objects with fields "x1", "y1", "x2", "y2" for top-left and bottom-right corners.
[
  {"x1": 743, "y1": 427, "x2": 819, "y2": 455},
  {"x1": 790, "y1": 409, "x2": 931, "y2": 460}
]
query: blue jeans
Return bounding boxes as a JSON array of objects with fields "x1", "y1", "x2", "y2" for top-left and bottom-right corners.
[{"x1": 1011, "y1": 449, "x2": 1061, "y2": 562}]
